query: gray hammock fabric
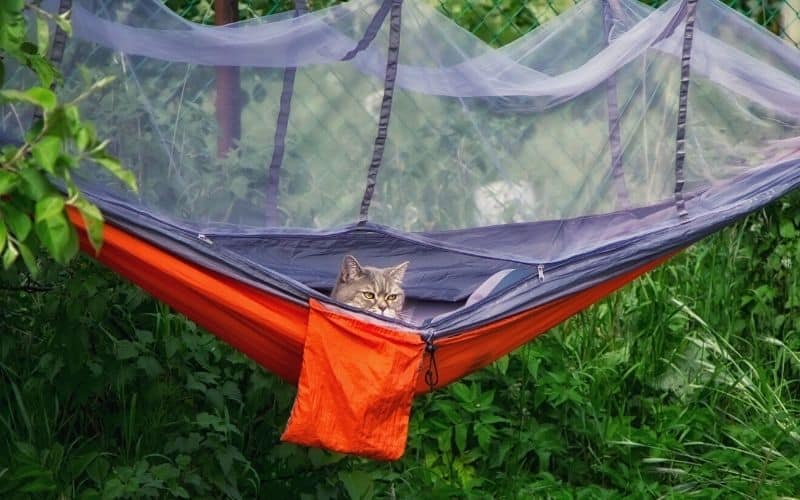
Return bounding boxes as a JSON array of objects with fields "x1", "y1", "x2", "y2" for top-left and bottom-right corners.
[{"x1": 4, "y1": 0, "x2": 800, "y2": 335}]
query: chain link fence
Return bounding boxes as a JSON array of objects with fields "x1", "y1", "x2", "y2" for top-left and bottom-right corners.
[{"x1": 165, "y1": 0, "x2": 800, "y2": 47}]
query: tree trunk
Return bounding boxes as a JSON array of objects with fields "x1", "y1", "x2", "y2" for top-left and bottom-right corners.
[{"x1": 215, "y1": 0, "x2": 241, "y2": 157}]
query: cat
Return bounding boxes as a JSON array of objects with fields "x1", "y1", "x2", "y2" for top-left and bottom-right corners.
[{"x1": 330, "y1": 255, "x2": 409, "y2": 319}]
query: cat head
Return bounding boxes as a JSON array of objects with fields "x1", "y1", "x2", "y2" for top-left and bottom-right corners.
[{"x1": 332, "y1": 255, "x2": 409, "y2": 318}]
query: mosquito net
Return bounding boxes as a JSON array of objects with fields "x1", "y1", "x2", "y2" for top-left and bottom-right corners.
[{"x1": 4, "y1": 0, "x2": 800, "y2": 329}]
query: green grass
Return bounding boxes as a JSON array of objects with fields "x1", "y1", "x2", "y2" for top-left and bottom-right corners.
[{"x1": 1, "y1": 195, "x2": 799, "y2": 498}]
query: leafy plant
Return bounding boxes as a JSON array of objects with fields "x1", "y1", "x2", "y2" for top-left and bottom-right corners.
[{"x1": 0, "y1": 0, "x2": 136, "y2": 275}]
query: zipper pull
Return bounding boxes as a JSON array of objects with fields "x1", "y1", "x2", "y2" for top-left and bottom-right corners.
[
  {"x1": 198, "y1": 234, "x2": 213, "y2": 245},
  {"x1": 537, "y1": 264, "x2": 545, "y2": 282}
]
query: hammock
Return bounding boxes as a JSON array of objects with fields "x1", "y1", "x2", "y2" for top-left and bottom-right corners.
[{"x1": 5, "y1": 0, "x2": 800, "y2": 459}]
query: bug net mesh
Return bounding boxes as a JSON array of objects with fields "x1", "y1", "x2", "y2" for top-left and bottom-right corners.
[{"x1": 4, "y1": 0, "x2": 800, "y2": 314}]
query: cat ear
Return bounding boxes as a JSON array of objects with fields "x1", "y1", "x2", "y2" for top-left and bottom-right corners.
[
  {"x1": 341, "y1": 255, "x2": 364, "y2": 282},
  {"x1": 388, "y1": 261, "x2": 409, "y2": 283}
]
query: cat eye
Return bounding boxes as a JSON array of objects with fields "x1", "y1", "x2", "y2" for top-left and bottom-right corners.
[
  {"x1": 386, "y1": 294, "x2": 397, "y2": 301},
  {"x1": 362, "y1": 292, "x2": 375, "y2": 299}
]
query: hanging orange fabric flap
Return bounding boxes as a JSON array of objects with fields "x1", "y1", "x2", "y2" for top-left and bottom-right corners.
[{"x1": 282, "y1": 299, "x2": 425, "y2": 460}]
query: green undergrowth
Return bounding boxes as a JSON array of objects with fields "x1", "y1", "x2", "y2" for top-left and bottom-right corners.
[{"x1": 1, "y1": 194, "x2": 799, "y2": 499}]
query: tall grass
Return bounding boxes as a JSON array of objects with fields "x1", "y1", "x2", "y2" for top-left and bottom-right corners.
[{"x1": 1, "y1": 197, "x2": 799, "y2": 498}]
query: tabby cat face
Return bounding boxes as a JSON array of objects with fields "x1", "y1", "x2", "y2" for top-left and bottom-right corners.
[{"x1": 330, "y1": 255, "x2": 408, "y2": 318}]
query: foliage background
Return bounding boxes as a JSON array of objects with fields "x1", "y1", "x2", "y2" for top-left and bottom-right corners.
[{"x1": 2, "y1": 0, "x2": 800, "y2": 498}]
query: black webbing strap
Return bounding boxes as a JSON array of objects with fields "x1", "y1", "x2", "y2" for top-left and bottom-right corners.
[
  {"x1": 31, "y1": 0, "x2": 72, "y2": 125},
  {"x1": 265, "y1": 0, "x2": 393, "y2": 224},
  {"x1": 341, "y1": 0, "x2": 393, "y2": 62},
  {"x1": 673, "y1": 0, "x2": 698, "y2": 220},
  {"x1": 358, "y1": 0, "x2": 403, "y2": 222},
  {"x1": 265, "y1": 0, "x2": 309, "y2": 225},
  {"x1": 601, "y1": 0, "x2": 630, "y2": 210}
]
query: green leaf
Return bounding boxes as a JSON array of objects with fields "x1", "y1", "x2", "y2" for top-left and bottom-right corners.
[
  {"x1": 454, "y1": 423, "x2": 467, "y2": 454},
  {"x1": 137, "y1": 356, "x2": 163, "y2": 378},
  {"x1": 71, "y1": 195, "x2": 103, "y2": 251},
  {"x1": 31, "y1": 136, "x2": 62, "y2": 172},
  {"x1": 338, "y1": 471, "x2": 374, "y2": 500},
  {"x1": 1, "y1": 0, "x2": 24, "y2": 13},
  {"x1": 55, "y1": 10, "x2": 72, "y2": 36},
  {"x1": 3, "y1": 242, "x2": 19, "y2": 270},
  {"x1": 35, "y1": 194, "x2": 65, "y2": 223},
  {"x1": 171, "y1": 486, "x2": 189, "y2": 499},
  {"x1": 0, "y1": 87, "x2": 57, "y2": 111},
  {"x1": 0, "y1": 5, "x2": 25, "y2": 51},
  {"x1": 20, "y1": 42, "x2": 37, "y2": 54},
  {"x1": 85, "y1": 456, "x2": 110, "y2": 484},
  {"x1": 779, "y1": 219, "x2": 796, "y2": 239},
  {"x1": 76, "y1": 127, "x2": 91, "y2": 152},
  {"x1": 17, "y1": 242, "x2": 38, "y2": 276},
  {"x1": 0, "y1": 59, "x2": 4, "y2": 87},
  {"x1": 34, "y1": 209, "x2": 78, "y2": 264},
  {"x1": 63, "y1": 105, "x2": 80, "y2": 134},
  {"x1": 18, "y1": 168, "x2": 52, "y2": 201},
  {"x1": 474, "y1": 423, "x2": 493, "y2": 451},
  {"x1": 19, "y1": 477, "x2": 56, "y2": 494},
  {"x1": 3, "y1": 204, "x2": 32, "y2": 241},
  {"x1": 36, "y1": 15, "x2": 50, "y2": 56},
  {"x1": 216, "y1": 446, "x2": 234, "y2": 476},
  {"x1": 494, "y1": 354, "x2": 509, "y2": 375},
  {"x1": 135, "y1": 330, "x2": 154, "y2": 344},
  {"x1": 101, "y1": 478, "x2": 124, "y2": 499},
  {"x1": 0, "y1": 220, "x2": 6, "y2": 252},
  {"x1": 450, "y1": 382, "x2": 473, "y2": 403},
  {"x1": 25, "y1": 54, "x2": 59, "y2": 89},
  {"x1": 0, "y1": 171, "x2": 19, "y2": 195},
  {"x1": 92, "y1": 155, "x2": 138, "y2": 192},
  {"x1": 115, "y1": 340, "x2": 139, "y2": 360}
]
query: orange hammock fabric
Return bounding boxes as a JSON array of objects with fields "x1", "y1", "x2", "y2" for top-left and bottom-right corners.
[{"x1": 69, "y1": 209, "x2": 674, "y2": 459}]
